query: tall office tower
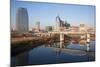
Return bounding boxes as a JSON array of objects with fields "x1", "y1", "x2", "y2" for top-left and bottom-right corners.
[
  {"x1": 45, "y1": 26, "x2": 53, "y2": 32},
  {"x1": 55, "y1": 16, "x2": 60, "y2": 31},
  {"x1": 79, "y1": 24, "x2": 86, "y2": 32},
  {"x1": 55, "y1": 16, "x2": 65, "y2": 31},
  {"x1": 35, "y1": 21, "x2": 40, "y2": 32},
  {"x1": 16, "y1": 8, "x2": 29, "y2": 33}
]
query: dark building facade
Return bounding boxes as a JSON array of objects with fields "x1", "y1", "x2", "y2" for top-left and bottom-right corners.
[
  {"x1": 55, "y1": 16, "x2": 70, "y2": 31},
  {"x1": 16, "y1": 8, "x2": 29, "y2": 33}
]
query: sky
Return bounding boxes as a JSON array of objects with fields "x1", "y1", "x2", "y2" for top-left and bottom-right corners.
[{"x1": 11, "y1": 0, "x2": 95, "y2": 30}]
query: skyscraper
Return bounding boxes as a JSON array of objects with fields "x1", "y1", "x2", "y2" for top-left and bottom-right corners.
[
  {"x1": 45, "y1": 26, "x2": 53, "y2": 32},
  {"x1": 16, "y1": 8, "x2": 29, "y2": 33},
  {"x1": 55, "y1": 16, "x2": 61, "y2": 31},
  {"x1": 35, "y1": 21, "x2": 40, "y2": 32},
  {"x1": 55, "y1": 16, "x2": 70, "y2": 31}
]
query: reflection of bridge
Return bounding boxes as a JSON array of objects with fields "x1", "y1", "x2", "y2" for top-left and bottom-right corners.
[
  {"x1": 50, "y1": 47, "x2": 87, "y2": 56},
  {"x1": 45, "y1": 41, "x2": 94, "y2": 56},
  {"x1": 48, "y1": 47, "x2": 94, "y2": 57}
]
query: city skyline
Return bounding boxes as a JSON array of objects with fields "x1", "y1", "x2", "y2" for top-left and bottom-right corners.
[{"x1": 11, "y1": 0, "x2": 95, "y2": 30}]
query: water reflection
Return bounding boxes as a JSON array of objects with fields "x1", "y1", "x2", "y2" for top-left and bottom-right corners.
[
  {"x1": 11, "y1": 51, "x2": 29, "y2": 66},
  {"x1": 46, "y1": 41, "x2": 91, "y2": 56},
  {"x1": 11, "y1": 41, "x2": 95, "y2": 66}
]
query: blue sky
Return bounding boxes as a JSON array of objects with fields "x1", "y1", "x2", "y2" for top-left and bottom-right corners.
[{"x1": 11, "y1": 0, "x2": 95, "y2": 30}]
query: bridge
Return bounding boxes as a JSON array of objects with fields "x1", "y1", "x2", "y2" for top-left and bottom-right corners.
[
  {"x1": 33, "y1": 31, "x2": 91, "y2": 51},
  {"x1": 33, "y1": 31, "x2": 90, "y2": 42}
]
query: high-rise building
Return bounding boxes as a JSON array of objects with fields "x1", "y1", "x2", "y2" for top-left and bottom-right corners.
[
  {"x1": 16, "y1": 8, "x2": 29, "y2": 33},
  {"x1": 45, "y1": 26, "x2": 53, "y2": 32},
  {"x1": 55, "y1": 16, "x2": 61, "y2": 31},
  {"x1": 55, "y1": 16, "x2": 70, "y2": 31},
  {"x1": 35, "y1": 21, "x2": 40, "y2": 32},
  {"x1": 79, "y1": 24, "x2": 86, "y2": 32}
]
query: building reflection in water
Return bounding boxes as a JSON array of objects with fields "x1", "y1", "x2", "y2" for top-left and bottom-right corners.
[{"x1": 14, "y1": 51, "x2": 29, "y2": 66}]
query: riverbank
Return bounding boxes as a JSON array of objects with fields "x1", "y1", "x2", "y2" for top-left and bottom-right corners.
[{"x1": 11, "y1": 34, "x2": 60, "y2": 56}]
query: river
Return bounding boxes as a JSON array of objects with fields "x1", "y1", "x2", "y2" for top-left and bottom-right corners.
[{"x1": 11, "y1": 41, "x2": 95, "y2": 66}]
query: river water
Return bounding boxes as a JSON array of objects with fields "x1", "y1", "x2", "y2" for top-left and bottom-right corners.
[{"x1": 11, "y1": 41, "x2": 95, "y2": 66}]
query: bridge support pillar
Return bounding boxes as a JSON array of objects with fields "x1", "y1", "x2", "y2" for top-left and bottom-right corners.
[
  {"x1": 86, "y1": 33, "x2": 90, "y2": 51},
  {"x1": 60, "y1": 33, "x2": 64, "y2": 42}
]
